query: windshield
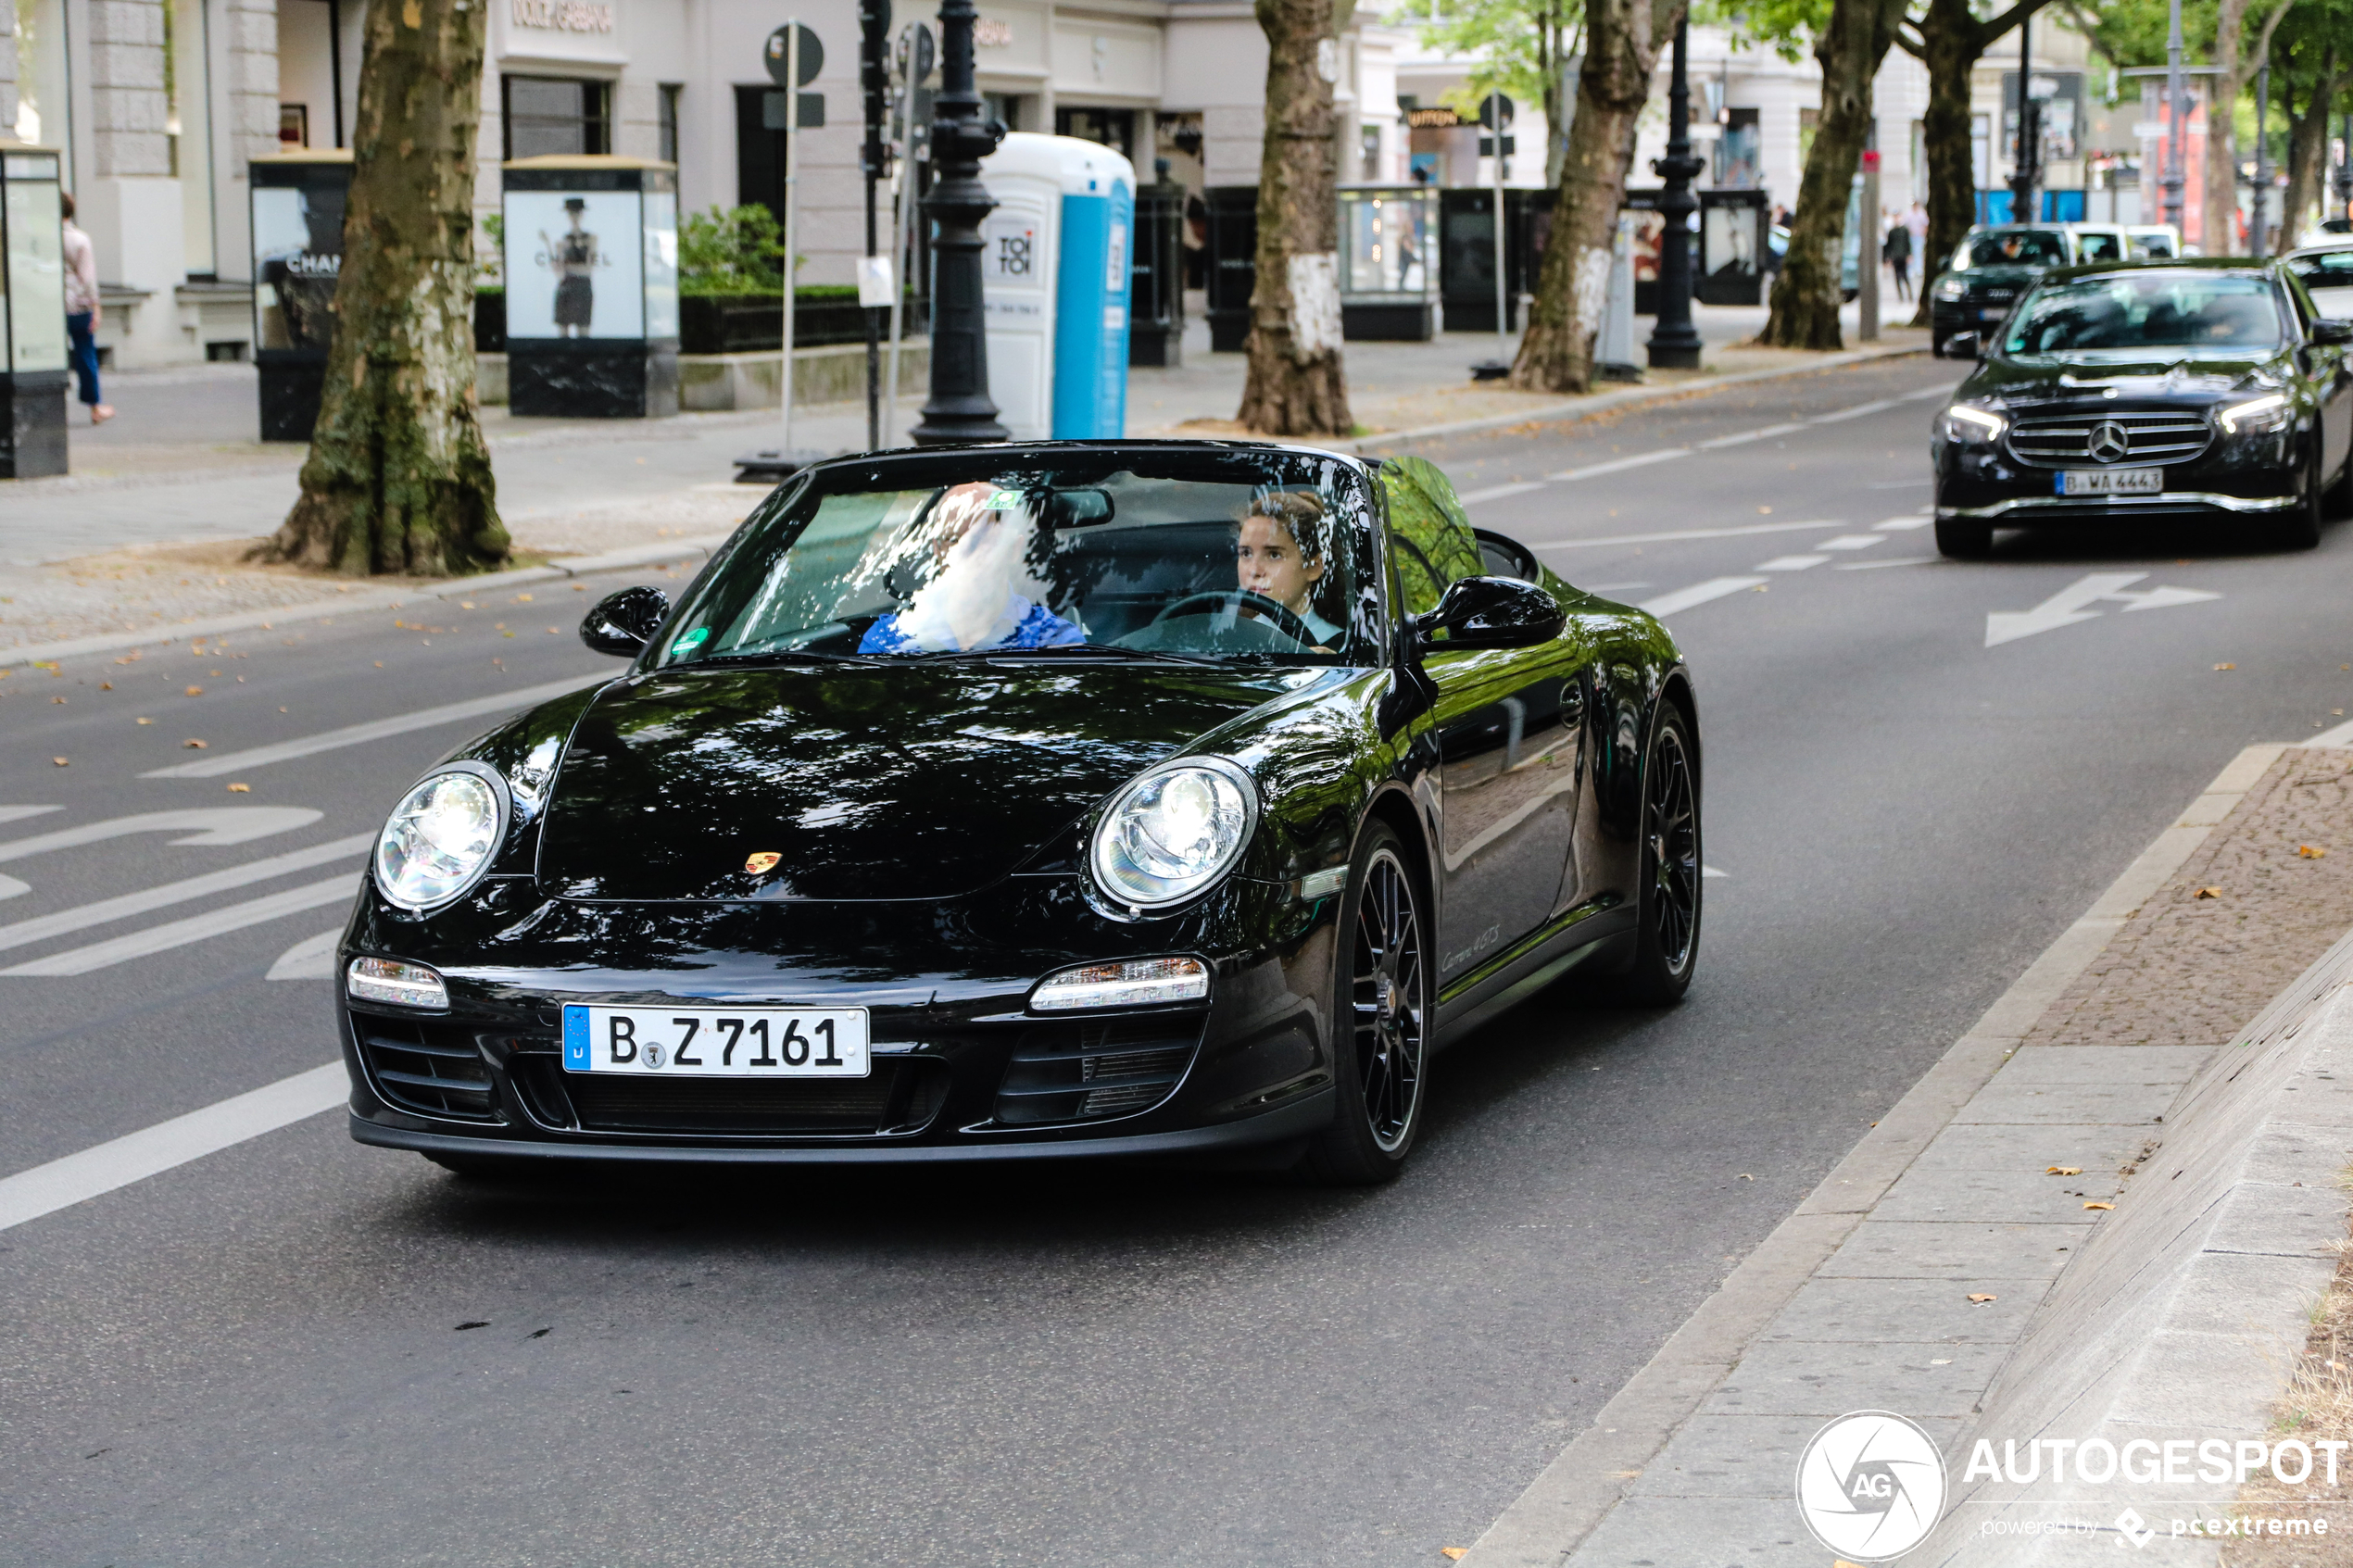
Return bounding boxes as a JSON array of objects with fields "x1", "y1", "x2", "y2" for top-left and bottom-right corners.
[
  {"x1": 1964, "y1": 231, "x2": 2069, "y2": 268},
  {"x1": 659, "y1": 452, "x2": 1376, "y2": 667},
  {"x1": 2004, "y1": 273, "x2": 2285, "y2": 355}
]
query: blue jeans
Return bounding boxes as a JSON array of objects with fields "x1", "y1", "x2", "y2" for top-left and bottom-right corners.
[{"x1": 67, "y1": 311, "x2": 101, "y2": 406}]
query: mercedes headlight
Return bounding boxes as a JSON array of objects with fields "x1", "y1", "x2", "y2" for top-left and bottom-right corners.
[
  {"x1": 374, "y1": 765, "x2": 509, "y2": 910},
  {"x1": 1934, "y1": 276, "x2": 1966, "y2": 301},
  {"x1": 1089, "y1": 759, "x2": 1259, "y2": 911},
  {"x1": 2217, "y1": 392, "x2": 2291, "y2": 435},
  {"x1": 1938, "y1": 402, "x2": 2007, "y2": 444}
]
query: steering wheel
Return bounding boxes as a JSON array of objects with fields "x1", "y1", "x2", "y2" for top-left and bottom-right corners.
[{"x1": 1151, "y1": 590, "x2": 1322, "y2": 647}]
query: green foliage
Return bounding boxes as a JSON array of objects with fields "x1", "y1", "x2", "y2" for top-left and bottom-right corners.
[
  {"x1": 679, "y1": 204, "x2": 793, "y2": 293},
  {"x1": 1695, "y1": 0, "x2": 1832, "y2": 65},
  {"x1": 1389, "y1": 0, "x2": 1582, "y2": 144},
  {"x1": 475, "y1": 211, "x2": 505, "y2": 285}
]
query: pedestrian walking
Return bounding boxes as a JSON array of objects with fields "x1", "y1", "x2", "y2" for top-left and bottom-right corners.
[
  {"x1": 1884, "y1": 216, "x2": 1913, "y2": 301},
  {"x1": 60, "y1": 194, "x2": 112, "y2": 425}
]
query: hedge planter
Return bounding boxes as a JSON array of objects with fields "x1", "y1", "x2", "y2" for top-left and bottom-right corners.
[{"x1": 677, "y1": 294, "x2": 926, "y2": 354}]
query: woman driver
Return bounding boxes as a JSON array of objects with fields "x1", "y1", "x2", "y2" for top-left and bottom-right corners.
[{"x1": 1236, "y1": 491, "x2": 1342, "y2": 648}]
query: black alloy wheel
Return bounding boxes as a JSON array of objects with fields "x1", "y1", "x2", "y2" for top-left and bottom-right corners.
[
  {"x1": 1296, "y1": 825, "x2": 1428, "y2": 1185},
  {"x1": 1606, "y1": 707, "x2": 1703, "y2": 1005},
  {"x1": 2278, "y1": 437, "x2": 2325, "y2": 550}
]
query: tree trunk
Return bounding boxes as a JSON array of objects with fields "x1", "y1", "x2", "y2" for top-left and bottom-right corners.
[
  {"x1": 258, "y1": 0, "x2": 507, "y2": 576},
  {"x1": 1759, "y1": 0, "x2": 1907, "y2": 349},
  {"x1": 2283, "y1": 64, "x2": 2343, "y2": 242},
  {"x1": 1236, "y1": 0, "x2": 1351, "y2": 436},
  {"x1": 2203, "y1": 0, "x2": 2255, "y2": 254},
  {"x1": 1509, "y1": 0, "x2": 1679, "y2": 393},
  {"x1": 1908, "y1": 0, "x2": 1982, "y2": 327}
]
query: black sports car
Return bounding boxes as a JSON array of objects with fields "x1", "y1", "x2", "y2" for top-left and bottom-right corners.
[
  {"x1": 1931, "y1": 258, "x2": 2353, "y2": 558},
  {"x1": 1929, "y1": 225, "x2": 2075, "y2": 358},
  {"x1": 340, "y1": 444, "x2": 1701, "y2": 1185}
]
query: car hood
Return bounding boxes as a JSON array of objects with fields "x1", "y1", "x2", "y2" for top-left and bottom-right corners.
[
  {"x1": 1970, "y1": 349, "x2": 2284, "y2": 404},
  {"x1": 1950, "y1": 266, "x2": 2045, "y2": 291},
  {"x1": 535, "y1": 662, "x2": 1311, "y2": 902}
]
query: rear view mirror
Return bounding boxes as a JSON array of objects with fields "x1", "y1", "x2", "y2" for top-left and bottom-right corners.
[
  {"x1": 1411, "y1": 576, "x2": 1565, "y2": 654},
  {"x1": 579, "y1": 585, "x2": 671, "y2": 657},
  {"x1": 1944, "y1": 331, "x2": 1982, "y2": 360},
  {"x1": 1044, "y1": 488, "x2": 1115, "y2": 528}
]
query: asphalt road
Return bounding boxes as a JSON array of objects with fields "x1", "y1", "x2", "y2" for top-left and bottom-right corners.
[{"x1": 6, "y1": 354, "x2": 2351, "y2": 1567}]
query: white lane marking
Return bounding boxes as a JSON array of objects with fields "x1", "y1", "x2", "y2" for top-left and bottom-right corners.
[
  {"x1": 1835, "y1": 556, "x2": 1936, "y2": 571},
  {"x1": 1696, "y1": 423, "x2": 1806, "y2": 450},
  {"x1": 1808, "y1": 397, "x2": 1901, "y2": 423},
  {"x1": 1985, "y1": 572, "x2": 2221, "y2": 648},
  {"x1": 0, "y1": 872, "x2": 363, "y2": 976},
  {"x1": 267, "y1": 928, "x2": 343, "y2": 980},
  {"x1": 1873, "y1": 515, "x2": 1935, "y2": 531},
  {"x1": 1755, "y1": 556, "x2": 1830, "y2": 571},
  {"x1": 0, "y1": 834, "x2": 371, "y2": 957},
  {"x1": 1579, "y1": 582, "x2": 1653, "y2": 593},
  {"x1": 0, "y1": 807, "x2": 62, "y2": 825},
  {"x1": 0, "y1": 874, "x2": 25, "y2": 900},
  {"x1": 1899, "y1": 383, "x2": 1958, "y2": 402},
  {"x1": 142, "y1": 674, "x2": 605, "y2": 779},
  {"x1": 1818, "y1": 534, "x2": 1885, "y2": 551},
  {"x1": 1638, "y1": 578, "x2": 1770, "y2": 617},
  {"x1": 1703, "y1": 865, "x2": 1729, "y2": 879},
  {"x1": 0, "y1": 808, "x2": 322, "y2": 864},
  {"x1": 0, "y1": 1062, "x2": 346, "y2": 1234},
  {"x1": 1458, "y1": 482, "x2": 1550, "y2": 506},
  {"x1": 2312, "y1": 719, "x2": 2353, "y2": 748},
  {"x1": 1546, "y1": 448, "x2": 1690, "y2": 483},
  {"x1": 1526, "y1": 520, "x2": 1844, "y2": 550}
]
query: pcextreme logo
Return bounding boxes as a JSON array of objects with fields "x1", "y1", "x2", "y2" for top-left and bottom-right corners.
[{"x1": 1794, "y1": 1411, "x2": 1949, "y2": 1561}]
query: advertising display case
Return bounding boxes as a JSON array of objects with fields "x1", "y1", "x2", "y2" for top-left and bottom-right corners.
[
  {"x1": 1336, "y1": 185, "x2": 1440, "y2": 341},
  {"x1": 250, "y1": 150, "x2": 352, "y2": 441},
  {"x1": 0, "y1": 143, "x2": 68, "y2": 477},
  {"x1": 1204, "y1": 185, "x2": 1256, "y2": 353},
  {"x1": 1439, "y1": 187, "x2": 1553, "y2": 332},
  {"x1": 501, "y1": 156, "x2": 680, "y2": 419},
  {"x1": 1698, "y1": 190, "x2": 1769, "y2": 307}
]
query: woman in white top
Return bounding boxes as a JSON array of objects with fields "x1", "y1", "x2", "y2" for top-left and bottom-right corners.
[
  {"x1": 60, "y1": 193, "x2": 111, "y2": 424},
  {"x1": 1235, "y1": 490, "x2": 1343, "y2": 650}
]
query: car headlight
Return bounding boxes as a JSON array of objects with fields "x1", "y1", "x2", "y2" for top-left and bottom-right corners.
[
  {"x1": 374, "y1": 765, "x2": 509, "y2": 910},
  {"x1": 1935, "y1": 276, "x2": 1966, "y2": 301},
  {"x1": 2217, "y1": 392, "x2": 2291, "y2": 435},
  {"x1": 1938, "y1": 403, "x2": 2007, "y2": 444},
  {"x1": 1089, "y1": 759, "x2": 1259, "y2": 911}
]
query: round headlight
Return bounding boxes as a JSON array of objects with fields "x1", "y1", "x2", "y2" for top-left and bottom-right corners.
[
  {"x1": 375, "y1": 767, "x2": 508, "y2": 910},
  {"x1": 1089, "y1": 759, "x2": 1259, "y2": 911}
]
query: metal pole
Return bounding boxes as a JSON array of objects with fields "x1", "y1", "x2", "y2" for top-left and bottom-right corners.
[
  {"x1": 2252, "y1": 62, "x2": 2269, "y2": 259},
  {"x1": 1491, "y1": 89, "x2": 1507, "y2": 362},
  {"x1": 2007, "y1": 11, "x2": 2036, "y2": 221},
  {"x1": 861, "y1": 0, "x2": 890, "y2": 451},
  {"x1": 1859, "y1": 157, "x2": 1880, "y2": 341},
  {"x1": 883, "y1": 51, "x2": 918, "y2": 447},
  {"x1": 909, "y1": 0, "x2": 1008, "y2": 445},
  {"x1": 2340, "y1": 112, "x2": 2352, "y2": 223},
  {"x1": 782, "y1": 18, "x2": 801, "y2": 451},
  {"x1": 1645, "y1": 17, "x2": 1702, "y2": 370},
  {"x1": 2162, "y1": 0, "x2": 2184, "y2": 233}
]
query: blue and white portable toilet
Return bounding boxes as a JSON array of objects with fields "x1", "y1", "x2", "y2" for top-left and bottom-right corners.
[{"x1": 977, "y1": 132, "x2": 1134, "y2": 440}]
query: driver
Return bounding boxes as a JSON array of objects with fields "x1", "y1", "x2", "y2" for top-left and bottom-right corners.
[
  {"x1": 1236, "y1": 491, "x2": 1343, "y2": 649},
  {"x1": 860, "y1": 483, "x2": 1086, "y2": 654}
]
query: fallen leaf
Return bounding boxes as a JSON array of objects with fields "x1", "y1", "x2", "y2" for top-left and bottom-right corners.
[
  {"x1": 547, "y1": 626, "x2": 560, "y2": 634},
  {"x1": 1441, "y1": 1552, "x2": 1467, "y2": 1562},
  {"x1": 2300, "y1": 845, "x2": 2328, "y2": 859},
  {"x1": 2195, "y1": 886, "x2": 2223, "y2": 899},
  {"x1": 2083, "y1": 1200, "x2": 2114, "y2": 1210},
  {"x1": 99, "y1": 682, "x2": 112, "y2": 691},
  {"x1": 1758, "y1": 506, "x2": 1772, "y2": 514},
  {"x1": 184, "y1": 685, "x2": 203, "y2": 696},
  {"x1": 279, "y1": 707, "x2": 288, "y2": 713},
  {"x1": 226, "y1": 783, "x2": 251, "y2": 793},
  {"x1": 573, "y1": 583, "x2": 587, "y2": 592},
  {"x1": 2046, "y1": 1166, "x2": 2082, "y2": 1176},
  {"x1": 51, "y1": 696, "x2": 64, "y2": 705},
  {"x1": 2214, "y1": 662, "x2": 2235, "y2": 671},
  {"x1": 1737, "y1": 1173, "x2": 1755, "y2": 1180},
  {"x1": 514, "y1": 593, "x2": 535, "y2": 603},
  {"x1": 183, "y1": 738, "x2": 208, "y2": 749},
  {"x1": 1967, "y1": 1293, "x2": 1997, "y2": 1304},
  {"x1": 51, "y1": 757, "x2": 68, "y2": 767},
  {"x1": 1930, "y1": 1358, "x2": 1953, "y2": 1366},
  {"x1": 374, "y1": 661, "x2": 385, "y2": 668},
  {"x1": 135, "y1": 717, "x2": 152, "y2": 725},
  {"x1": 1609, "y1": 1470, "x2": 1642, "y2": 1479}
]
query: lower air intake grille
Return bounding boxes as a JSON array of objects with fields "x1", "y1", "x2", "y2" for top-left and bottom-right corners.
[
  {"x1": 994, "y1": 1015, "x2": 1205, "y2": 1126},
  {"x1": 356, "y1": 1017, "x2": 499, "y2": 1122},
  {"x1": 558, "y1": 1061, "x2": 941, "y2": 1136}
]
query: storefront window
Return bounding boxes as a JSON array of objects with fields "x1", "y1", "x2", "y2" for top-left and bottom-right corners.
[
  {"x1": 659, "y1": 84, "x2": 681, "y2": 165},
  {"x1": 1056, "y1": 107, "x2": 1133, "y2": 160},
  {"x1": 504, "y1": 76, "x2": 611, "y2": 160}
]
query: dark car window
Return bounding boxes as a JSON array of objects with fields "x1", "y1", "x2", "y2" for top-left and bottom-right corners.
[
  {"x1": 1963, "y1": 230, "x2": 2069, "y2": 268},
  {"x1": 2075, "y1": 232, "x2": 2123, "y2": 262},
  {"x1": 659, "y1": 453, "x2": 1378, "y2": 665},
  {"x1": 1379, "y1": 457, "x2": 1487, "y2": 620},
  {"x1": 2286, "y1": 250, "x2": 2353, "y2": 291},
  {"x1": 2004, "y1": 273, "x2": 2286, "y2": 355}
]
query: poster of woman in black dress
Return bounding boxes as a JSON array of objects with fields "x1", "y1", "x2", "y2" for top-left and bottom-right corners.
[
  {"x1": 505, "y1": 190, "x2": 644, "y2": 340},
  {"x1": 541, "y1": 198, "x2": 601, "y2": 337}
]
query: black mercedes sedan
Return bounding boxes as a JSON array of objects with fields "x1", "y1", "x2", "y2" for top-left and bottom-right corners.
[
  {"x1": 1929, "y1": 225, "x2": 2076, "y2": 358},
  {"x1": 339, "y1": 444, "x2": 1701, "y2": 1185},
  {"x1": 1931, "y1": 258, "x2": 2353, "y2": 558}
]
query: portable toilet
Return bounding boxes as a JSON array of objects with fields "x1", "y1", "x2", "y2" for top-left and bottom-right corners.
[{"x1": 977, "y1": 132, "x2": 1134, "y2": 440}]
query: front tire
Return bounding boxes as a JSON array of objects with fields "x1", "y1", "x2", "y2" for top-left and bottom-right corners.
[
  {"x1": 1605, "y1": 707, "x2": 1703, "y2": 1006},
  {"x1": 1295, "y1": 825, "x2": 1429, "y2": 1186},
  {"x1": 2276, "y1": 439, "x2": 2324, "y2": 550},
  {"x1": 1934, "y1": 512, "x2": 1994, "y2": 558}
]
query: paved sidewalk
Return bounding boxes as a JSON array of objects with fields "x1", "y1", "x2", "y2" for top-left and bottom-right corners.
[{"x1": 1462, "y1": 743, "x2": 2353, "y2": 1566}]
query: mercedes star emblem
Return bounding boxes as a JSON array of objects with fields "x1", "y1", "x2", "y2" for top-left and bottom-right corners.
[{"x1": 2088, "y1": 420, "x2": 2131, "y2": 462}]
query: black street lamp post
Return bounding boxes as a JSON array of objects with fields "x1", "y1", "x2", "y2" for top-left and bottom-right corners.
[
  {"x1": 1645, "y1": 17, "x2": 1703, "y2": 370},
  {"x1": 2007, "y1": 11, "x2": 2039, "y2": 221},
  {"x1": 908, "y1": 0, "x2": 1007, "y2": 445}
]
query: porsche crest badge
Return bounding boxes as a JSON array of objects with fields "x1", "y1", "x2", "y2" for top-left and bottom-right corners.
[{"x1": 744, "y1": 851, "x2": 783, "y2": 875}]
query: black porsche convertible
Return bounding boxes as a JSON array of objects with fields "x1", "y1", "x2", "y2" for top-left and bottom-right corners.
[
  {"x1": 340, "y1": 444, "x2": 1700, "y2": 1184},
  {"x1": 1931, "y1": 257, "x2": 2353, "y2": 557}
]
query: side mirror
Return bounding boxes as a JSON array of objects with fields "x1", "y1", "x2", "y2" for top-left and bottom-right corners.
[
  {"x1": 1944, "y1": 331, "x2": 1982, "y2": 361},
  {"x1": 1410, "y1": 576, "x2": 1566, "y2": 655},
  {"x1": 2313, "y1": 319, "x2": 2353, "y2": 345},
  {"x1": 579, "y1": 584, "x2": 671, "y2": 657}
]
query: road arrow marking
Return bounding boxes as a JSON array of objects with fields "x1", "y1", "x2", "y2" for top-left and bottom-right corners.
[{"x1": 1983, "y1": 572, "x2": 2221, "y2": 648}]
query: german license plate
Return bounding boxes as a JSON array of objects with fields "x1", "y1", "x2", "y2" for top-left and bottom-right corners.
[
  {"x1": 1979, "y1": 306, "x2": 2009, "y2": 321},
  {"x1": 2059, "y1": 468, "x2": 2163, "y2": 496},
  {"x1": 562, "y1": 1004, "x2": 870, "y2": 1078}
]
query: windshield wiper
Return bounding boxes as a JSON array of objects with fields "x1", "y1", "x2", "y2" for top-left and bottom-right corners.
[
  {"x1": 907, "y1": 644, "x2": 1219, "y2": 667},
  {"x1": 695, "y1": 647, "x2": 887, "y2": 668}
]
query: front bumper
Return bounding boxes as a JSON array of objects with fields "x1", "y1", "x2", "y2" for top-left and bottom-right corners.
[
  {"x1": 1937, "y1": 489, "x2": 2299, "y2": 521},
  {"x1": 1932, "y1": 421, "x2": 2304, "y2": 525}
]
